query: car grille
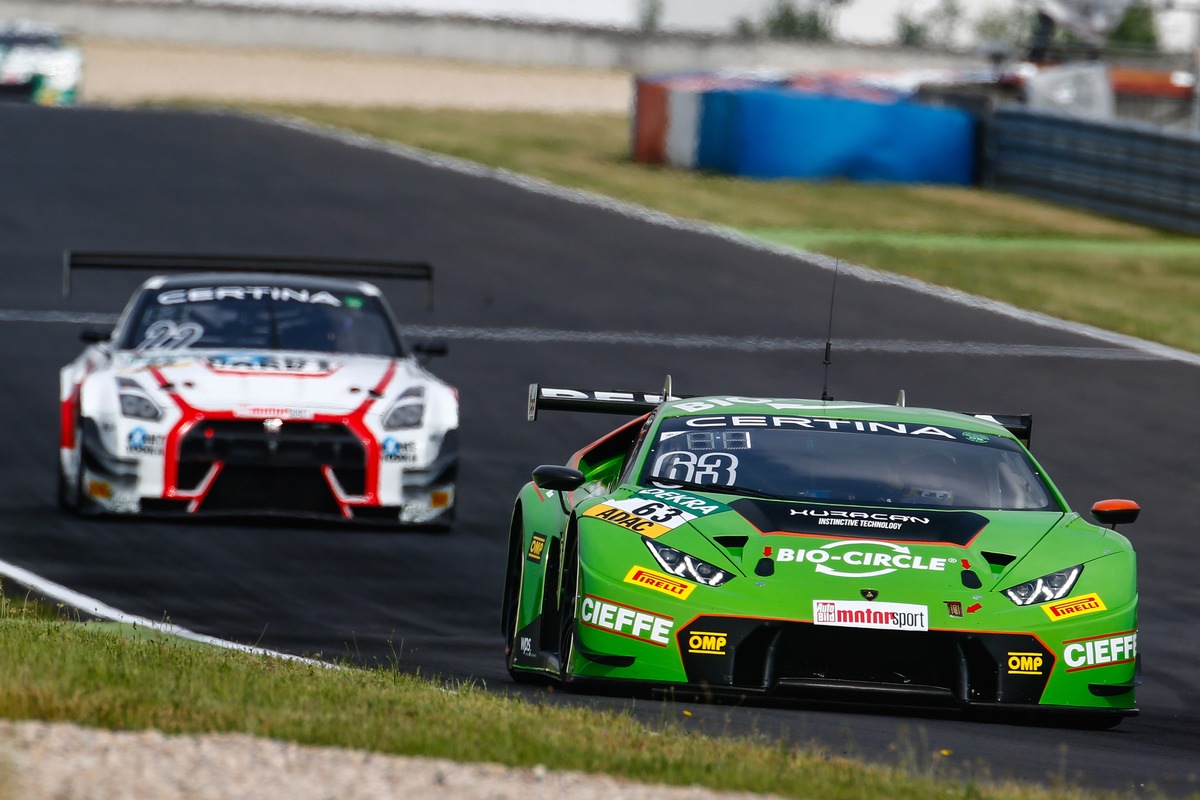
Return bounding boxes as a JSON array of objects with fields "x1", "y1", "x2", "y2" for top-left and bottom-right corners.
[
  {"x1": 678, "y1": 618, "x2": 1051, "y2": 706},
  {"x1": 0, "y1": 82, "x2": 37, "y2": 101},
  {"x1": 177, "y1": 420, "x2": 367, "y2": 511},
  {"x1": 763, "y1": 624, "x2": 961, "y2": 693}
]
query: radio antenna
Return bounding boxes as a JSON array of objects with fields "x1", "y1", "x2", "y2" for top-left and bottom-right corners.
[{"x1": 821, "y1": 261, "x2": 840, "y2": 402}]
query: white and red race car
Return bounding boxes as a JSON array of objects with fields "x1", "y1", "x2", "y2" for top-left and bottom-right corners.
[{"x1": 58, "y1": 253, "x2": 458, "y2": 528}]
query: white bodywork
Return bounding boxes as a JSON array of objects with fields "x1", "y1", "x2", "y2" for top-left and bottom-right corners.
[
  {"x1": 0, "y1": 21, "x2": 82, "y2": 105},
  {"x1": 59, "y1": 275, "x2": 458, "y2": 526}
]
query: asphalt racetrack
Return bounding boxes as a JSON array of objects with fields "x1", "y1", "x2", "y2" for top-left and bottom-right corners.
[{"x1": 1, "y1": 104, "x2": 1199, "y2": 796}]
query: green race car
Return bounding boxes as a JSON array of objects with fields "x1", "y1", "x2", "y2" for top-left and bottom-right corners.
[{"x1": 502, "y1": 383, "x2": 1141, "y2": 727}]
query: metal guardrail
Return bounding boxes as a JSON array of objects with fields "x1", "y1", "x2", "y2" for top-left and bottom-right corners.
[{"x1": 983, "y1": 106, "x2": 1200, "y2": 234}]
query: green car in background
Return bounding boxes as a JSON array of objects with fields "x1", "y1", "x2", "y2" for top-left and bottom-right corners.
[
  {"x1": 0, "y1": 21, "x2": 82, "y2": 105},
  {"x1": 502, "y1": 384, "x2": 1140, "y2": 727}
]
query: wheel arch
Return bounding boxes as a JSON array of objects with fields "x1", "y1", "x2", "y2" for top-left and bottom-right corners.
[{"x1": 500, "y1": 501, "x2": 525, "y2": 637}]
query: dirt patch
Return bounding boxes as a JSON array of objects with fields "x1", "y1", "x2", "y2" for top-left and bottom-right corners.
[
  {"x1": 81, "y1": 38, "x2": 633, "y2": 112},
  {"x1": 0, "y1": 719, "x2": 782, "y2": 800}
]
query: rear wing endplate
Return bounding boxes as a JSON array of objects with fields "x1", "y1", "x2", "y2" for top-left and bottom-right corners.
[
  {"x1": 62, "y1": 251, "x2": 435, "y2": 308},
  {"x1": 528, "y1": 381, "x2": 683, "y2": 421},
  {"x1": 970, "y1": 413, "x2": 1033, "y2": 448}
]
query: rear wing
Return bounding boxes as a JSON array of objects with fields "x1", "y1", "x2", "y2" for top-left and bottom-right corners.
[
  {"x1": 897, "y1": 390, "x2": 1031, "y2": 448},
  {"x1": 62, "y1": 251, "x2": 435, "y2": 308},
  {"x1": 969, "y1": 413, "x2": 1033, "y2": 448},
  {"x1": 528, "y1": 381, "x2": 683, "y2": 421},
  {"x1": 528, "y1": 382, "x2": 1033, "y2": 447}
]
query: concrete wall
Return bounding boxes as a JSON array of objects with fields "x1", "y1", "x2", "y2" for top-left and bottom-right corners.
[{"x1": 0, "y1": 0, "x2": 989, "y2": 73}]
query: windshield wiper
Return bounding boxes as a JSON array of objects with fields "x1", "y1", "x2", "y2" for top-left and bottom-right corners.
[{"x1": 641, "y1": 476, "x2": 782, "y2": 501}]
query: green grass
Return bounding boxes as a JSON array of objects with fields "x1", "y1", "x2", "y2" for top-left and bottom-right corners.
[
  {"x1": 0, "y1": 590, "x2": 1161, "y2": 800},
  {"x1": 228, "y1": 103, "x2": 1200, "y2": 354}
]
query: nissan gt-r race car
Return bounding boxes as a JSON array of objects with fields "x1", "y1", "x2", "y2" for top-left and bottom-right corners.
[
  {"x1": 0, "y1": 21, "x2": 82, "y2": 105},
  {"x1": 59, "y1": 253, "x2": 458, "y2": 528},
  {"x1": 502, "y1": 383, "x2": 1141, "y2": 726}
]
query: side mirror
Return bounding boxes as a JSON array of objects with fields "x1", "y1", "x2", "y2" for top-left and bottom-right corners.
[
  {"x1": 80, "y1": 329, "x2": 111, "y2": 344},
  {"x1": 412, "y1": 339, "x2": 448, "y2": 358},
  {"x1": 1090, "y1": 499, "x2": 1140, "y2": 529},
  {"x1": 532, "y1": 464, "x2": 585, "y2": 492}
]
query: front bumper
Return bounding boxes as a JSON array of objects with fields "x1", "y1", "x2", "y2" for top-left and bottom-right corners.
[
  {"x1": 72, "y1": 418, "x2": 456, "y2": 525},
  {"x1": 566, "y1": 585, "x2": 1138, "y2": 716},
  {"x1": 676, "y1": 616, "x2": 1133, "y2": 710}
]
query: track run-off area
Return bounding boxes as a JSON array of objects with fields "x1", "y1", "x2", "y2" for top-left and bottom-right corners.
[{"x1": 1, "y1": 104, "x2": 1198, "y2": 796}]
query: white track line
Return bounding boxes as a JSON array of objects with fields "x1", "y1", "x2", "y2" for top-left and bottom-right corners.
[
  {"x1": 0, "y1": 311, "x2": 118, "y2": 324},
  {"x1": 0, "y1": 556, "x2": 333, "y2": 668},
  {"x1": 397, "y1": 325, "x2": 1166, "y2": 359},
  {"x1": 0, "y1": 309, "x2": 1172, "y2": 360},
  {"x1": 248, "y1": 110, "x2": 1200, "y2": 369}
]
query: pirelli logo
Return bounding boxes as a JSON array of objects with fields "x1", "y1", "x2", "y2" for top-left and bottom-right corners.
[
  {"x1": 623, "y1": 567, "x2": 695, "y2": 600},
  {"x1": 1043, "y1": 593, "x2": 1107, "y2": 621}
]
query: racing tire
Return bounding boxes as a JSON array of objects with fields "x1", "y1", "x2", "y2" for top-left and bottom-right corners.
[
  {"x1": 56, "y1": 463, "x2": 76, "y2": 511},
  {"x1": 557, "y1": 526, "x2": 580, "y2": 685},
  {"x1": 504, "y1": 508, "x2": 545, "y2": 686},
  {"x1": 57, "y1": 413, "x2": 86, "y2": 512}
]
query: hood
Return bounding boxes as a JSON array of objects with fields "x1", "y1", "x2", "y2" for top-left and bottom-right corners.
[
  {"x1": 114, "y1": 351, "x2": 424, "y2": 416},
  {"x1": 640, "y1": 492, "x2": 1070, "y2": 595}
]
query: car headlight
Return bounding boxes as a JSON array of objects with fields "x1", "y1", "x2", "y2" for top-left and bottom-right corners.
[
  {"x1": 117, "y1": 377, "x2": 163, "y2": 422},
  {"x1": 383, "y1": 386, "x2": 425, "y2": 430},
  {"x1": 1002, "y1": 565, "x2": 1083, "y2": 606},
  {"x1": 643, "y1": 538, "x2": 734, "y2": 587}
]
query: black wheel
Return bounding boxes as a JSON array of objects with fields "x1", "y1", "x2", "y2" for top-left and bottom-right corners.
[
  {"x1": 504, "y1": 508, "x2": 544, "y2": 685},
  {"x1": 56, "y1": 463, "x2": 75, "y2": 510},
  {"x1": 506, "y1": 605, "x2": 544, "y2": 685},
  {"x1": 58, "y1": 414, "x2": 85, "y2": 512},
  {"x1": 558, "y1": 525, "x2": 580, "y2": 683}
]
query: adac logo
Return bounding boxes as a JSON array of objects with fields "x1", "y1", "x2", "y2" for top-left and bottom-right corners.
[
  {"x1": 1043, "y1": 593, "x2": 1107, "y2": 622},
  {"x1": 582, "y1": 498, "x2": 695, "y2": 539},
  {"x1": 526, "y1": 533, "x2": 547, "y2": 564},
  {"x1": 686, "y1": 630, "x2": 728, "y2": 655}
]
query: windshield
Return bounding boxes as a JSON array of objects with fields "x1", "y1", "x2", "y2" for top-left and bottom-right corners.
[
  {"x1": 0, "y1": 34, "x2": 62, "y2": 47},
  {"x1": 640, "y1": 414, "x2": 1058, "y2": 511},
  {"x1": 117, "y1": 285, "x2": 403, "y2": 357}
]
